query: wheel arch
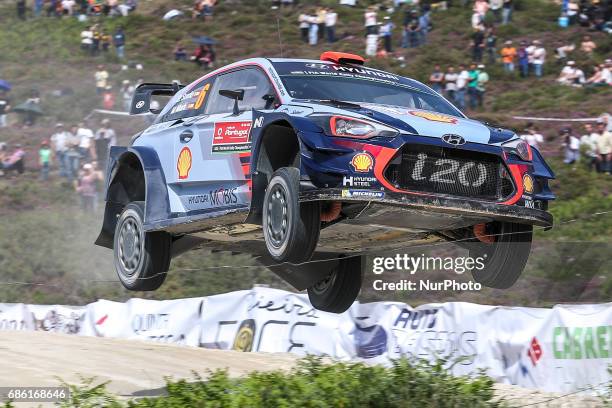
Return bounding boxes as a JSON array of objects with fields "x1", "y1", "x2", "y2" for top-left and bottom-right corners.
[
  {"x1": 246, "y1": 114, "x2": 302, "y2": 225},
  {"x1": 95, "y1": 146, "x2": 170, "y2": 249}
]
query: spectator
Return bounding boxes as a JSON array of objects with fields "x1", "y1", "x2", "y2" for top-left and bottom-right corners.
[
  {"x1": 595, "y1": 122, "x2": 612, "y2": 174},
  {"x1": 517, "y1": 40, "x2": 529, "y2": 77},
  {"x1": 580, "y1": 123, "x2": 599, "y2": 171},
  {"x1": 101, "y1": 32, "x2": 111, "y2": 52},
  {"x1": 443, "y1": 66, "x2": 458, "y2": 102},
  {"x1": 0, "y1": 90, "x2": 11, "y2": 128},
  {"x1": 364, "y1": 6, "x2": 378, "y2": 35},
  {"x1": 455, "y1": 64, "x2": 470, "y2": 111},
  {"x1": 502, "y1": 0, "x2": 513, "y2": 25},
  {"x1": 193, "y1": 45, "x2": 215, "y2": 68},
  {"x1": 476, "y1": 64, "x2": 489, "y2": 108},
  {"x1": 102, "y1": 86, "x2": 114, "y2": 109},
  {"x1": 555, "y1": 40, "x2": 575, "y2": 65},
  {"x1": 51, "y1": 123, "x2": 71, "y2": 177},
  {"x1": 1, "y1": 144, "x2": 25, "y2": 175},
  {"x1": 490, "y1": 0, "x2": 503, "y2": 23},
  {"x1": 113, "y1": 26, "x2": 125, "y2": 59},
  {"x1": 429, "y1": 65, "x2": 444, "y2": 93},
  {"x1": 501, "y1": 40, "x2": 517, "y2": 72},
  {"x1": 566, "y1": 0, "x2": 579, "y2": 24},
  {"x1": 308, "y1": 12, "x2": 318, "y2": 45},
  {"x1": 526, "y1": 40, "x2": 536, "y2": 73},
  {"x1": 298, "y1": 12, "x2": 310, "y2": 43},
  {"x1": 23, "y1": 90, "x2": 41, "y2": 127},
  {"x1": 473, "y1": 0, "x2": 489, "y2": 18},
  {"x1": 471, "y1": 27, "x2": 485, "y2": 62},
  {"x1": 77, "y1": 122, "x2": 95, "y2": 161},
  {"x1": 34, "y1": 0, "x2": 44, "y2": 17},
  {"x1": 532, "y1": 40, "x2": 546, "y2": 77},
  {"x1": 94, "y1": 65, "x2": 109, "y2": 95},
  {"x1": 80, "y1": 26, "x2": 94, "y2": 53},
  {"x1": 39, "y1": 140, "x2": 52, "y2": 181},
  {"x1": 61, "y1": 0, "x2": 76, "y2": 15},
  {"x1": 485, "y1": 28, "x2": 497, "y2": 64},
  {"x1": 325, "y1": 8, "x2": 337, "y2": 43},
  {"x1": 17, "y1": 0, "x2": 26, "y2": 19},
  {"x1": 174, "y1": 41, "x2": 188, "y2": 61},
  {"x1": 520, "y1": 123, "x2": 544, "y2": 150},
  {"x1": 75, "y1": 163, "x2": 102, "y2": 212},
  {"x1": 66, "y1": 126, "x2": 81, "y2": 181},
  {"x1": 467, "y1": 63, "x2": 480, "y2": 110},
  {"x1": 580, "y1": 35, "x2": 597, "y2": 54},
  {"x1": 561, "y1": 127, "x2": 580, "y2": 164},
  {"x1": 586, "y1": 63, "x2": 611, "y2": 86},
  {"x1": 418, "y1": 9, "x2": 430, "y2": 45},
  {"x1": 380, "y1": 16, "x2": 394, "y2": 53},
  {"x1": 120, "y1": 80, "x2": 135, "y2": 112},
  {"x1": 557, "y1": 60, "x2": 585, "y2": 86},
  {"x1": 316, "y1": 7, "x2": 326, "y2": 40},
  {"x1": 403, "y1": 10, "x2": 421, "y2": 48},
  {"x1": 94, "y1": 118, "x2": 116, "y2": 168}
]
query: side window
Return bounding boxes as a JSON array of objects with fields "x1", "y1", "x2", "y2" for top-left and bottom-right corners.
[
  {"x1": 162, "y1": 80, "x2": 213, "y2": 122},
  {"x1": 206, "y1": 68, "x2": 274, "y2": 114}
]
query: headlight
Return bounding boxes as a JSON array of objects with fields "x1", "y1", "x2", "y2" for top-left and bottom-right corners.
[
  {"x1": 502, "y1": 138, "x2": 532, "y2": 161},
  {"x1": 310, "y1": 114, "x2": 399, "y2": 139}
]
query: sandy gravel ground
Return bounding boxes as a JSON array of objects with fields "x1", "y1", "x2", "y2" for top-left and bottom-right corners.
[{"x1": 0, "y1": 331, "x2": 605, "y2": 407}]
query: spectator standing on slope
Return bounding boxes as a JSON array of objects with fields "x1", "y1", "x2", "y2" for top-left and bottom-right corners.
[
  {"x1": 77, "y1": 122, "x2": 95, "y2": 162},
  {"x1": 517, "y1": 41, "x2": 529, "y2": 78},
  {"x1": 580, "y1": 123, "x2": 599, "y2": 171},
  {"x1": 476, "y1": 64, "x2": 489, "y2": 108},
  {"x1": 380, "y1": 16, "x2": 394, "y2": 54},
  {"x1": 316, "y1": 7, "x2": 326, "y2": 40},
  {"x1": 75, "y1": 163, "x2": 102, "y2": 212},
  {"x1": 596, "y1": 122, "x2": 612, "y2": 174},
  {"x1": 364, "y1": 6, "x2": 378, "y2": 35},
  {"x1": 455, "y1": 64, "x2": 470, "y2": 111},
  {"x1": 298, "y1": 12, "x2": 310, "y2": 43},
  {"x1": 418, "y1": 9, "x2": 430, "y2": 45},
  {"x1": 502, "y1": 0, "x2": 513, "y2": 24},
  {"x1": 39, "y1": 140, "x2": 52, "y2": 181},
  {"x1": 113, "y1": 26, "x2": 125, "y2": 59},
  {"x1": 94, "y1": 118, "x2": 116, "y2": 169},
  {"x1": 325, "y1": 8, "x2": 337, "y2": 43},
  {"x1": 51, "y1": 123, "x2": 70, "y2": 177},
  {"x1": 485, "y1": 28, "x2": 497, "y2": 64},
  {"x1": 467, "y1": 64, "x2": 480, "y2": 110},
  {"x1": 471, "y1": 27, "x2": 485, "y2": 62},
  {"x1": 95, "y1": 65, "x2": 109, "y2": 95},
  {"x1": 501, "y1": 40, "x2": 517, "y2": 72},
  {"x1": 490, "y1": 0, "x2": 503, "y2": 23},
  {"x1": 562, "y1": 127, "x2": 580, "y2": 164},
  {"x1": 308, "y1": 12, "x2": 318, "y2": 45},
  {"x1": 532, "y1": 40, "x2": 546, "y2": 77},
  {"x1": 120, "y1": 80, "x2": 134, "y2": 112},
  {"x1": 429, "y1": 65, "x2": 444, "y2": 93},
  {"x1": 443, "y1": 66, "x2": 458, "y2": 102}
]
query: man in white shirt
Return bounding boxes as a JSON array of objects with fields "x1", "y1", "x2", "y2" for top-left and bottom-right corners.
[
  {"x1": 525, "y1": 40, "x2": 536, "y2": 75},
  {"x1": 443, "y1": 66, "x2": 458, "y2": 102},
  {"x1": 562, "y1": 128, "x2": 581, "y2": 164},
  {"x1": 532, "y1": 40, "x2": 546, "y2": 77},
  {"x1": 94, "y1": 119, "x2": 117, "y2": 169},
  {"x1": 580, "y1": 123, "x2": 599, "y2": 171},
  {"x1": 454, "y1": 64, "x2": 470, "y2": 111},
  {"x1": 51, "y1": 123, "x2": 71, "y2": 177},
  {"x1": 558, "y1": 61, "x2": 584, "y2": 86},
  {"x1": 325, "y1": 8, "x2": 338, "y2": 43},
  {"x1": 77, "y1": 122, "x2": 95, "y2": 161},
  {"x1": 364, "y1": 6, "x2": 377, "y2": 35},
  {"x1": 520, "y1": 123, "x2": 544, "y2": 150}
]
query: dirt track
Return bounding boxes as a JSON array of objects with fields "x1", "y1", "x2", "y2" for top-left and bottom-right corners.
[{"x1": 0, "y1": 331, "x2": 604, "y2": 407}]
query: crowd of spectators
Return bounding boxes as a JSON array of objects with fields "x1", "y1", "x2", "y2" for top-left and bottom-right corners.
[
  {"x1": 16, "y1": 0, "x2": 137, "y2": 19},
  {"x1": 298, "y1": 7, "x2": 339, "y2": 45}
]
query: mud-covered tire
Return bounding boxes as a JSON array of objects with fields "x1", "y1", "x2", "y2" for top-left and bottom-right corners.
[
  {"x1": 468, "y1": 221, "x2": 533, "y2": 289},
  {"x1": 113, "y1": 202, "x2": 171, "y2": 291},
  {"x1": 263, "y1": 167, "x2": 320, "y2": 263},
  {"x1": 307, "y1": 256, "x2": 363, "y2": 313}
]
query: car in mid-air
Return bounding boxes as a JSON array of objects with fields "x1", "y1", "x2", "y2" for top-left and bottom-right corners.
[{"x1": 96, "y1": 52, "x2": 554, "y2": 313}]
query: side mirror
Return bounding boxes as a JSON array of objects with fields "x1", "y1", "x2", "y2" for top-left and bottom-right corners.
[{"x1": 219, "y1": 89, "x2": 245, "y2": 115}]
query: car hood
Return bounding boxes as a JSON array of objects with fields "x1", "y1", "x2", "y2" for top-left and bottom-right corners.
[{"x1": 358, "y1": 103, "x2": 492, "y2": 144}]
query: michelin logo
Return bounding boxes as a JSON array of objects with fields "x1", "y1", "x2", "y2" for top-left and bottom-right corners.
[{"x1": 342, "y1": 189, "x2": 385, "y2": 199}]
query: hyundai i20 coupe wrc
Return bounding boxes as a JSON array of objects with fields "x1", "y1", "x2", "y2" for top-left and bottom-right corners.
[{"x1": 96, "y1": 52, "x2": 554, "y2": 313}]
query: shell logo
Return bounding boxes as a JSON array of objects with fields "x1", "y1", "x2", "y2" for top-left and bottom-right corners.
[
  {"x1": 351, "y1": 152, "x2": 374, "y2": 173},
  {"x1": 177, "y1": 147, "x2": 192, "y2": 180},
  {"x1": 523, "y1": 174, "x2": 534, "y2": 194},
  {"x1": 409, "y1": 111, "x2": 458, "y2": 124}
]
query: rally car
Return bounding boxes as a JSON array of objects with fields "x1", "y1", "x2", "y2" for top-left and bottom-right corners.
[{"x1": 96, "y1": 52, "x2": 554, "y2": 313}]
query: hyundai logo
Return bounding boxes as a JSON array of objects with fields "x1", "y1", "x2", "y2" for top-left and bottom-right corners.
[{"x1": 442, "y1": 134, "x2": 466, "y2": 145}]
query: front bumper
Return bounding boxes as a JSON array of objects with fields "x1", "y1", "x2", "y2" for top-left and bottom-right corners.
[{"x1": 300, "y1": 188, "x2": 553, "y2": 228}]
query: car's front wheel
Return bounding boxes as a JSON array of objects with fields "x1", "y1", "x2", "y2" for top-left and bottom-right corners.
[
  {"x1": 468, "y1": 221, "x2": 533, "y2": 289},
  {"x1": 113, "y1": 202, "x2": 171, "y2": 291},
  {"x1": 307, "y1": 256, "x2": 363, "y2": 313},
  {"x1": 263, "y1": 167, "x2": 320, "y2": 263}
]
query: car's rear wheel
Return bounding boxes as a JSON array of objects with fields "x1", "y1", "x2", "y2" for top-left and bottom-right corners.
[
  {"x1": 307, "y1": 256, "x2": 363, "y2": 313},
  {"x1": 468, "y1": 221, "x2": 533, "y2": 289},
  {"x1": 263, "y1": 167, "x2": 320, "y2": 263},
  {"x1": 113, "y1": 202, "x2": 171, "y2": 291}
]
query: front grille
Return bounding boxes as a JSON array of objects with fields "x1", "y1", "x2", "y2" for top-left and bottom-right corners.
[{"x1": 384, "y1": 145, "x2": 515, "y2": 201}]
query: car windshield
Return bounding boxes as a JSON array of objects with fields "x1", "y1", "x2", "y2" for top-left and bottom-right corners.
[{"x1": 280, "y1": 75, "x2": 462, "y2": 117}]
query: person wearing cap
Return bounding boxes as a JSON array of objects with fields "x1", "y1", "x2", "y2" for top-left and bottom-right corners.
[
  {"x1": 580, "y1": 123, "x2": 599, "y2": 172},
  {"x1": 467, "y1": 63, "x2": 480, "y2": 110},
  {"x1": 557, "y1": 61, "x2": 585, "y2": 86},
  {"x1": 476, "y1": 64, "x2": 489, "y2": 108},
  {"x1": 379, "y1": 16, "x2": 395, "y2": 53},
  {"x1": 51, "y1": 123, "x2": 71, "y2": 178},
  {"x1": 517, "y1": 40, "x2": 529, "y2": 77},
  {"x1": 39, "y1": 140, "x2": 52, "y2": 181},
  {"x1": 500, "y1": 40, "x2": 517, "y2": 72},
  {"x1": 75, "y1": 162, "x2": 103, "y2": 212}
]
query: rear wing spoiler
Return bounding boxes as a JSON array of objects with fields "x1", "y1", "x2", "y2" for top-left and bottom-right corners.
[{"x1": 130, "y1": 82, "x2": 185, "y2": 115}]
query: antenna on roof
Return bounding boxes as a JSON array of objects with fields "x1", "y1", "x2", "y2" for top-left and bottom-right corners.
[{"x1": 276, "y1": 16, "x2": 284, "y2": 58}]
